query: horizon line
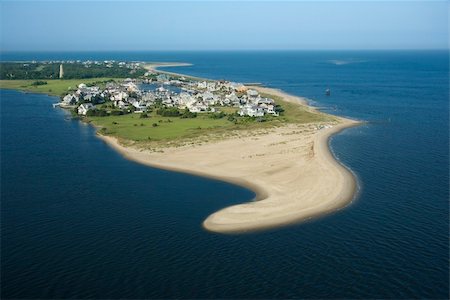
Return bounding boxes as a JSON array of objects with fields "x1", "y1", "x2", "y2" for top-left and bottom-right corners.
[{"x1": 1, "y1": 48, "x2": 449, "y2": 53}]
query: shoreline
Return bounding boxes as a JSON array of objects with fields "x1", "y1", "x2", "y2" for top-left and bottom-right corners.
[
  {"x1": 99, "y1": 117, "x2": 360, "y2": 233},
  {"x1": 144, "y1": 62, "x2": 210, "y2": 82},
  {"x1": 3, "y1": 63, "x2": 362, "y2": 234},
  {"x1": 99, "y1": 63, "x2": 362, "y2": 233}
]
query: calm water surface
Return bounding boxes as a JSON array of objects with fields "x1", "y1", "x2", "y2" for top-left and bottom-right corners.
[{"x1": 1, "y1": 51, "x2": 448, "y2": 299}]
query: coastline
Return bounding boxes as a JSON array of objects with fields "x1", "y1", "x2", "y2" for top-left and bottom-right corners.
[
  {"x1": 2, "y1": 63, "x2": 362, "y2": 234},
  {"x1": 99, "y1": 115, "x2": 360, "y2": 233},
  {"x1": 97, "y1": 64, "x2": 362, "y2": 233},
  {"x1": 144, "y1": 62, "x2": 210, "y2": 82}
]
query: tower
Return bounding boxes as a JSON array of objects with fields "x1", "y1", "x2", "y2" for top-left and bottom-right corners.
[{"x1": 59, "y1": 64, "x2": 64, "y2": 79}]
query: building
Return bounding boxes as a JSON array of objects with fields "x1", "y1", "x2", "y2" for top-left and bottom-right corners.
[
  {"x1": 238, "y1": 105, "x2": 264, "y2": 117},
  {"x1": 59, "y1": 64, "x2": 64, "y2": 79},
  {"x1": 78, "y1": 103, "x2": 95, "y2": 115},
  {"x1": 62, "y1": 94, "x2": 79, "y2": 106}
]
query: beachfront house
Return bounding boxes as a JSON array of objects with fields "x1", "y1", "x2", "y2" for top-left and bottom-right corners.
[
  {"x1": 62, "y1": 94, "x2": 79, "y2": 105},
  {"x1": 265, "y1": 104, "x2": 279, "y2": 116},
  {"x1": 78, "y1": 103, "x2": 95, "y2": 115},
  {"x1": 238, "y1": 104, "x2": 264, "y2": 117},
  {"x1": 247, "y1": 89, "x2": 259, "y2": 102}
]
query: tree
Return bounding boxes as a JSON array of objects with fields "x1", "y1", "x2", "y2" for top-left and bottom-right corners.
[{"x1": 180, "y1": 108, "x2": 197, "y2": 119}]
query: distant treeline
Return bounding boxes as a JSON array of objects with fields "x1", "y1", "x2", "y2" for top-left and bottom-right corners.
[{"x1": 0, "y1": 62, "x2": 146, "y2": 80}]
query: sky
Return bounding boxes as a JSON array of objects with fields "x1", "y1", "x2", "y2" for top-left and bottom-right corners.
[{"x1": 0, "y1": 1, "x2": 448, "y2": 51}]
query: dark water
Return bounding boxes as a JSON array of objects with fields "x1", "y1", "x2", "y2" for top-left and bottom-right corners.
[{"x1": 1, "y1": 51, "x2": 449, "y2": 299}]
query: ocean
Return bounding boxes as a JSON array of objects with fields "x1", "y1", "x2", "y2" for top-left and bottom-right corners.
[{"x1": 1, "y1": 51, "x2": 448, "y2": 298}]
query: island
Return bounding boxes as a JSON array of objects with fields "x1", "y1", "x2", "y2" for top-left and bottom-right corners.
[{"x1": 0, "y1": 60, "x2": 361, "y2": 233}]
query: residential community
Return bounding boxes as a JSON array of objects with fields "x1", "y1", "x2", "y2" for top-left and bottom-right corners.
[{"x1": 60, "y1": 71, "x2": 282, "y2": 118}]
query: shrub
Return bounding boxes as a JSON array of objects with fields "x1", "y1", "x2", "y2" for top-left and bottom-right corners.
[
  {"x1": 227, "y1": 115, "x2": 236, "y2": 122},
  {"x1": 97, "y1": 110, "x2": 107, "y2": 117},
  {"x1": 86, "y1": 109, "x2": 97, "y2": 117},
  {"x1": 139, "y1": 113, "x2": 149, "y2": 119},
  {"x1": 209, "y1": 111, "x2": 226, "y2": 119},
  {"x1": 156, "y1": 107, "x2": 181, "y2": 117},
  {"x1": 31, "y1": 80, "x2": 47, "y2": 86},
  {"x1": 275, "y1": 104, "x2": 285, "y2": 114},
  {"x1": 152, "y1": 123, "x2": 158, "y2": 127},
  {"x1": 110, "y1": 110, "x2": 124, "y2": 116},
  {"x1": 180, "y1": 108, "x2": 197, "y2": 119}
]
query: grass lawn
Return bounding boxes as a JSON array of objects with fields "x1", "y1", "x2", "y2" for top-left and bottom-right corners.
[
  {"x1": 89, "y1": 101, "x2": 333, "y2": 144},
  {"x1": 0, "y1": 78, "x2": 118, "y2": 97},
  {"x1": 90, "y1": 112, "x2": 233, "y2": 142}
]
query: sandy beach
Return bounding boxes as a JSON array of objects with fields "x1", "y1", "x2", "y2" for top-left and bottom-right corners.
[
  {"x1": 144, "y1": 62, "x2": 209, "y2": 81},
  {"x1": 97, "y1": 66, "x2": 361, "y2": 233}
]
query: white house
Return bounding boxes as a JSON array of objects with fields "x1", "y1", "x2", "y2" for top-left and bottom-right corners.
[
  {"x1": 78, "y1": 103, "x2": 95, "y2": 115},
  {"x1": 132, "y1": 101, "x2": 148, "y2": 112},
  {"x1": 197, "y1": 81, "x2": 207, "y2": 89},
  {"x1": 188, "y1": 102, "x2": 208, "y2": 113},
  {"x1": 266, "y1": 104, "x2": 279, "y2": 116},
  {"x1": 62, "y1": 94, "x2": 79, "y2": 105},
  {"x1": 225, "y1": 92, "x2": 240, "y2": 106},
  {"x1": 117, "y1": 100, "x2": 129, "y2": 109},
  {"x1": 247, "y1": 89, "x2": 259, "y2": 100},
  {"x1": 239, "y1": 105, "x2": 264, "y2": 117}
]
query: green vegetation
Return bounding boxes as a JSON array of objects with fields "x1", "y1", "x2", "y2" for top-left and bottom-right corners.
[
  {"x1": 259, "y1": 92, "x2": 335, "y2": 124},
  {"x1": 88, "y1": 91, "x2": 334, "y2": 144},
  {"x1": 31, "y1": 80, "x2": 47, "y2": 86},
  {"x1": 89, "y1": 112, "x2": 232, "y2": 141},
  {"x1": 156, "y1": 107, "x2": 181, "y2": 117},
  {"x1": 0, "y1": 78, "x2": 117, "y2": 96},
  {"x1": 0, "y1": 62, "x2": 146, "y2": 80}
]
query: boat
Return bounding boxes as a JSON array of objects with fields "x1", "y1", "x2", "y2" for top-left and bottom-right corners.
[{"x1": 325, "y1": 88, "x2": 331, "y2": 96}]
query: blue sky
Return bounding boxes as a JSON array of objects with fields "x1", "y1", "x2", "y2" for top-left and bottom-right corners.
[{"x1": 0, "y1": 1, "x2": 448, "y2": 51}]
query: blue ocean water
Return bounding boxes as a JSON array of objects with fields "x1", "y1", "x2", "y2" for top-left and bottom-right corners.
[{"x1": 1, "y1": 51, "x2": 448, "y2": 299}]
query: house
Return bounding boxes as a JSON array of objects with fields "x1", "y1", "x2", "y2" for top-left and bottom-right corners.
[
  {"x1": 247, "y1": 89, "x2": 259, "y2": 101},
  {"x1": 132, "y1": 101, "x2": 148, "y2": 112},
  {"x1": 78, "y1": 103, "x2": 95, "y2": 115},
  {"x1": 266, "y1": 104, "x2": 279, "y2": 116},
  {"x1": 117, "y1": 100, "x2": 129, "y2": 109},
  {"x1": 188, "y1": 102, "x2": 208, "y2": 113},
  {"x1": 238, "y1": 105, "x2": 264, "y2": 117},
  {"x1": 189, "y1": 106, "x2": 201, "y2": 113},
  {"x1": 225, "y1": 92, "x2": 240, "y2": 106},
  {"x1": 83, "y1": 94, "x2": 93, "y2": 102},
  {"x1": 156, "y1": 74, "x2": 169, "y2": 82},
  {"x1": 202, "y1": 91, "x2": 217, "y2": 105},
  {"x1": 62, "y1": 94, "x2": 79, "y2": 105},
  {"x1": 197, "y1": 81, "x2": 207, "y2": 89},
  {"x1": 257, "y1": 97, "x2": 275, "y2": 105},
  {"x1": 206, "y1": 81, "x2": 217, "y2": 91}
]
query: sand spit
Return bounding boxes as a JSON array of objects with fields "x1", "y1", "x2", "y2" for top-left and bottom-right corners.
[{"x1": 100, "y1": 64, "x2": 361, "y2": 233}]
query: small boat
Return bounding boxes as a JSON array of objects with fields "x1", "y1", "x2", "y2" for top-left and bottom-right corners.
[{"x1": 325, "y1": 88, "x2": 331, "y2": 96}]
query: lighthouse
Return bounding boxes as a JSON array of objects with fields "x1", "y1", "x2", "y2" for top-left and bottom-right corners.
[{"x1": 59, "y1": 64, "x2": 64, "y2": 79}]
